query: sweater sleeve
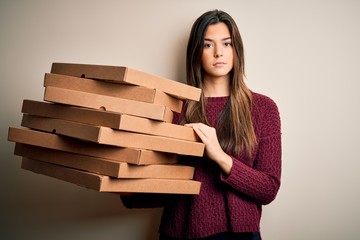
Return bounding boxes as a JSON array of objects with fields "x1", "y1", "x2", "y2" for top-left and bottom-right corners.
[{"x1": 220, "y1": 95, "x2": 282, "y2": 205}]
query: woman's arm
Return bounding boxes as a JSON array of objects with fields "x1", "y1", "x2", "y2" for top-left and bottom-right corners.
[
  {"x1": 221, "y1": 96, "x2": 282, "y2": 205},
  {"x1": 222, "y1": 133, "x2": 282, "y2": 205}
]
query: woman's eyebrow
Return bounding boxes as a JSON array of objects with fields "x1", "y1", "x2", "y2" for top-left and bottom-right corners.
[{"x1": 204, "y1": 37, "x2": 231, "y2": 41}]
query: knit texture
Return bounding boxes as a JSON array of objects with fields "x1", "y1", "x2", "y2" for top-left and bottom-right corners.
[{"x1": 159, "y1": 92, "x2": 282, "y2": 239}]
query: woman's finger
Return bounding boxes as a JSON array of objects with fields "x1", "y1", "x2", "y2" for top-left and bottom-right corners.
[{"x1": 186, "y1": 123, "x2": 208, "y2": 138}]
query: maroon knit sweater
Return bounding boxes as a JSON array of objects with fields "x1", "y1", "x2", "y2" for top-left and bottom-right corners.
[{"x1": 121, "y1": 92, "x2": 281, "y2": 239}]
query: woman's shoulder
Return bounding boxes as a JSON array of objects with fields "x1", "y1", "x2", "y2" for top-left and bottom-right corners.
[
  {"x1": 251, "y1": 91, "x2": 279, "y2": 111},
  {"x1": 251, "y1": 91, "x2": 281, "y2": 136}
]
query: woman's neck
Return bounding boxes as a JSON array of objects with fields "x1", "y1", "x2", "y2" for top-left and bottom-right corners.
[{"x1": 203, "y1": 75, "x2": 230, "y2": 97}]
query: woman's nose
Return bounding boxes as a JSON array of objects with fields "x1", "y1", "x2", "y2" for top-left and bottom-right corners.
[{"x1": 214, "y1": 47, "x2": 223, "y2": 57}]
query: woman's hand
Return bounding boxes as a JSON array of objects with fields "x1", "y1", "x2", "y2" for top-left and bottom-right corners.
[{"x1": 185, "y1": 123, "x2": 233, "y2": 175}]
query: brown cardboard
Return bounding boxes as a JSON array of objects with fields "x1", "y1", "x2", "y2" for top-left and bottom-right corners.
[
  {"x1": 44, "y1": 73, "x2": 183, "y2": 113},
  {"x1": 21, "y1": 115, "x2": 205, "y2": 156},
  {"x1": 21, "y1": 158, "x2": 201, "y2": 194},
  {"x1": 8, "y1": 127, "x2": 177, "y2": 165},
  {"x1": 44, "y1": 86, "x2": 173, "y2": 122},
  {"x1": 22, "y1": 100, "x2": 199, "y2": 141},
  {"x1": 15, "y1": 143, "x2": 195, "y2": 179},
  {"x1": 50, "y1": 63, "x2": 201, "y2": 101},
  {"x1": 22, "y1": 99, "x2": 123, "y2": 129}
]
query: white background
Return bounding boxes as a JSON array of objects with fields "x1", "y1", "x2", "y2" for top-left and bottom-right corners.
[{"x1": 1, "y1": 0, "x2": 359, "y2": 239}]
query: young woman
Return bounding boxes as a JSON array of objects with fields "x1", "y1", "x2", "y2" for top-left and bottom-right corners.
[{"x1": 122, "y1": 10, "x2": 282, "y2": 240}]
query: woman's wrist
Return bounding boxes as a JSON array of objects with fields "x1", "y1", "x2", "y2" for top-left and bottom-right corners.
[{"x1": 214, "y1": 152, "x2": 233, "y2": 176}]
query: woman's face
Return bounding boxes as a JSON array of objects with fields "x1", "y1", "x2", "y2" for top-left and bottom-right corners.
[{"x1": 201, "y1": 22, "x2": 234, "y2": 80}]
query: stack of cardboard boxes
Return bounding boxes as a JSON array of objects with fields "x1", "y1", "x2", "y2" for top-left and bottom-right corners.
[{"x1": 8, "y1": 63, "x2": 204, "y2": 194}]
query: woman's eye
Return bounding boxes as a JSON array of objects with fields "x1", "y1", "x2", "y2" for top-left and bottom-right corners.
[
  {"x1": 224, "y1": 42, "x2": 232, "y2": 47},
  {"x1": 203, "y1": 43, "x2": 212, "y2": 48}
]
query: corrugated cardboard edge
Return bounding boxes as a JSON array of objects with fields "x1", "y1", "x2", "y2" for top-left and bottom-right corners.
[
  {"x1": 51, "y1": 62, "x2": 127, "y2": 81},
  {"x1": 44, "y1": 86, "x2": 173, "y2": 123},
  {"x1": 22, "y1": 99, "x2": 123, "y2": 129},
  {"x1": 51, "y1": 63, "x2": 201, "y2": 101},
  {"x1": 21, "y1": 100, "x2": 196, "y2": 141},
  {"x1": 20, "y1": 115, "x2": 205, "y2": 156},
  {"x1": 21, "y1": 114, "x2": 102, "y2": 142},
  {"x1": 153, "y1": 89, "x2": 183, "y2": 113},
  {"x1": 44, "y1": 73, "x2": 183, "y2": 113},
  {"x1": 100, "y1": 178, "x2": 201, "y2": 194},
  {"x1": 99, "y1": 128, "x2": 205, "y2": 156},
  {"x1": 21, "y1": 158, "x2": 201, "y2": 194},
  {"x1": 118, "y1": 163, "x2": 195, "y2": 179},
  {"x1": 137, "y1": 150, "x2": 177, "y2": 165},
  {"x1": 15, "y1": 143, "x2": 195, "y2": 179},
  {"x1": 15, "y1": 143, "x2": 122, "y2": 178},
  {"x1": 8, "y1": 127, "x2": 178, "y2": 165},
  {"x1": 119, "y1": 115, "x2": 199, "y2": 142},
  {"x1": 21, "y1": 157, "x2": 103, "y2": 191},
  {"x1": 125, "y1": 68, "x2": 201, "y2": 101}
]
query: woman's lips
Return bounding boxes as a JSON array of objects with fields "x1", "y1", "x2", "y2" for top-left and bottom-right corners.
[{"x1": 213, "y1": 62, "x2": 225, "y2": 66}]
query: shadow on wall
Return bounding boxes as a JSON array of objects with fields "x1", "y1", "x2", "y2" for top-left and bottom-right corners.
[{"x1": 1, "y1": 143, "x2": 163, "y2": 240}]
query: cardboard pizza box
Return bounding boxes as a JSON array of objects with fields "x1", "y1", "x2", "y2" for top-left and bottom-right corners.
[
  {"x1": 50, "y1": 63, "x2": 201, "y2": 101},
  {"x1": 15, "y1": 143, "x2": 195, "y2": 179},
  {"x1": 44, "y1": 73, "x2": 183, "y2": 113},
  {"x1": 21, "y1": 115, "x2": 205, "y2": 156},
  {"x1": 21, "y1": 158, "x2": 201, "y2": 194},
  {"x1": 8, "y1": 127, "x2": 177, "y2": 165},
  {"x1": 22, "y1": 100, "x2": 198, "y2": 142},
  {"x1": 44, "y1": 86, "x2": 173, "y2": 122}
]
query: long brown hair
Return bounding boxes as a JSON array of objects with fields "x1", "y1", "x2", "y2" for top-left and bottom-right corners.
[{"x1": 184, "y1": 10, "x2": 257, "y2": 157}]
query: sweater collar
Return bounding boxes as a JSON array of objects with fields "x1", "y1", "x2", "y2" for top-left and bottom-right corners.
[{"x1": 205, "y1": 96, "x2": 229, "y2": 103}]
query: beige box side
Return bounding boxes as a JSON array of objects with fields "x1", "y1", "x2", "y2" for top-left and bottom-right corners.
[
  {"x1": 22, "y1": 100, "x2": 197, "y2": 141},
  {"x1": 8, "y1": 127, "x2": 177, "y2": 165},
  {"x1": 99, "y1": 128, "x2": 204, "y2": 156},
  {"x1": 22, "y1": 100, "x2": 123, "y2": 129},
  {"x1": 138, "y1": 150, "x2": 178, "y2": 165},
  {"x1": 51, "y1": 63, "x2": 201, "y2": 101},
  {"x1": 21, "y1": 114, "x2": 102, "y2": 142},
  {"x1": 118, "y1": 163, "x2": 194, "y2": 179},
  {"x1": 15, "y1": 143, "x2": 194, "y2": 179},
  {"x1": 22, "y1": 158, "x2": 201, "y2": 194},
  {"x1": 125, "y1": 68, "x2": 201, "y2": 101},
  {"x1": 119, "y1": 115, "x2": 199, "y2": 141},
  {"x1": 44, "y1": 73, "x2": 155, "y2": 102},
  {"x1": 21, "y1": 115, "x2": 205, "y2": 156},
  {"x1": 15, "y1": 143, "x2": 121, "y2": 177},
  {"x1": 152, "y1": 89, "x2": 183, "y2": 113},
  {"x1": 51, "y1": 63, "x2": 128, "y2": 82},
  {"x1": 44, "y1": 86, "x2": 173, "y2": 122},
  {"x1": 44, "y1": 73, "x2": 183, "y2": 113},
  {"x1": 100, "y1": 178, "x2": 201, "y2": 194},
  {"x1": 22, "y1": 157, "x2": 102, "y2": 191}
]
